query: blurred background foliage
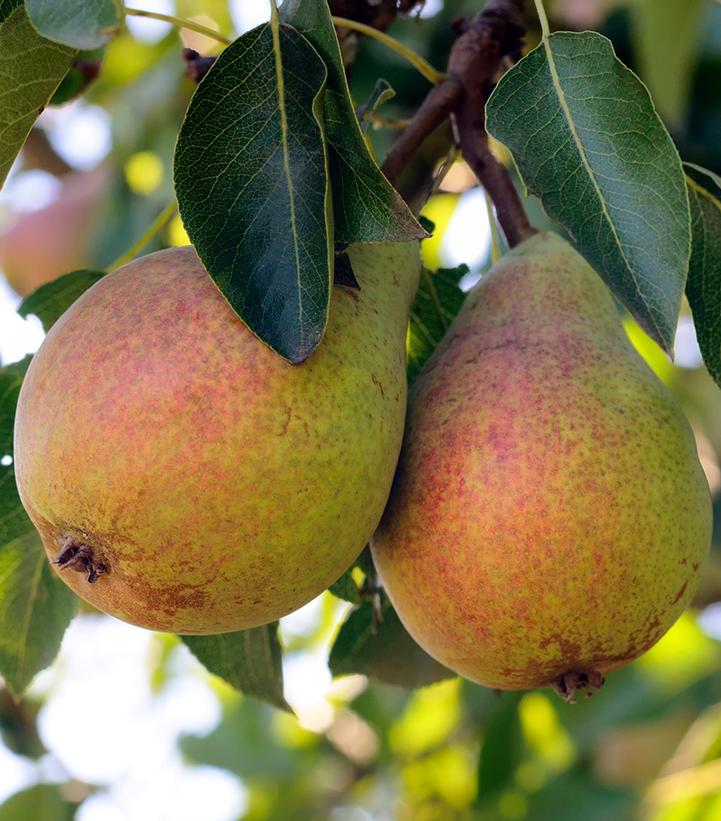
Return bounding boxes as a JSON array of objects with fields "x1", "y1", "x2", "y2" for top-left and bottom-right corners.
[{"x1": 1, "y1": 1, "x2": 721, "y2": 819}]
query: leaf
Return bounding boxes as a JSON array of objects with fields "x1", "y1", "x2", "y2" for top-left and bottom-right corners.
[
  {"x1": 486, "y1": 30, "x2": 690, "y2": 353},
  {"x1": 18, "y1": 269, "x2": 105, "y2": 331},
  {"x1": 174, "y1": 21, "x2": 331, "y2": 364},
  {"x1": 0, "y1": 0, "x2": 21, "y2": 24},
  {"x1": 476, "y1": 692, "x2": 523, "y2": 799},
  {"x1": 356, "y1": 78, "x2": 396, "y2": 133},
  {"x1": 26, "y1": 0, "x2": 122, "y2": 49},
  {"x1": 329, "y1": 595, "x2": 454, "y2": 688},
  {"x1": 0, "y1": 785, "x2": 75, "y2": 821},
  {"x1": 182, "y1": 624, "x2": 289, "y2": 711},
  {"x1": 630, "y1": 0, "x2": 705, "y2": 128},
  {"x1": 280, "y1": 0, "x2": 426, "y2": 244},
  {"x1": 0, "y1": 7, "x2": 76, "y2": 190},
  {"x1": 328, "y1": 567, "x2": 363, "y2": 604},
  {"x1": 407, "y1": 264, "x2": 467, "y2": 382},
  {"x1": 0, "y1": 362, "x2": 77, "y2": 696},
  {"x1": 685, "y1": 166, "x2": 721, "y2": 388}
]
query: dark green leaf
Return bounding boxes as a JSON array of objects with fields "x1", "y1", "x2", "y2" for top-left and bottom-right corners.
[
  {"x1": 328, "y1": 568, "x2": 363, "y2": 604},
  {"x1": 182, "y1": 623, "x2": 289, "y2": 711},
  {"x1": 0, "y1": 785, "x2": 75, "y2": 821},
  {"x1": 329, "y1": 595, "x2": 454, "y2": 688},
  {"x1": 630, "y1": 0, "x2": 705, "y2": 128},
  {"x1": 280, "y1": 0, "x2": 426, "y2": 244},
  {"x1": 0, "y1": 361, "x2": 78, "y2": 696},
  {"x1": 50, "y1": 49, "x2": 104, "y2": 106},
  {"x1": 333, "y1": 251, "x2": 359, "y2": 288},
  {"x1": 407, "y1": 264, "x2": 467, "y2": 382},
  {"x1": 685, "y1": 166, "x2": 721, "y2": 388},
  {"x1": 0, "y1": 357, "x2": 29, "y2": 456},
  {"x1": 0, "y1": 0, "x2": 21, "y2": 24},
  {"x1": 26, "y1": 0, "x2": 122, "y2": 49},
  {"x1": 476, "y1": 692, "x2": 523, "y2": 799},
  {"x1": 0, "y1": 7, "x2": 76, "y2": 189},
  {"x1": 19, "y1": 269, "x2": 105, "y2": 331},
  {"x1": 486, "y1": 31, "x2": 690, "y2": 353},
  {"x1": 174, "y1": 22, "x2": 331, "y2": 363}
]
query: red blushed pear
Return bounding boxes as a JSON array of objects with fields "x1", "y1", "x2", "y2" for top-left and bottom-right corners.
[
  {"x1": 0, "y1": 168, "x2": 108, "y2": 296},
  {"x1": 14, "y1": 242, "x2": 420, "y2": 633},
  {"x1": 372, "y1": 232, "x2": 711, "y2": 701}
]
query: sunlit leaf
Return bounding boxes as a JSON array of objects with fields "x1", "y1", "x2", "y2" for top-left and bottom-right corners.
[
  {"x1": 183, "y1": 624, "x2": 289, "y2": 711},
  {"x1": 26, "y1": 0, "x2": 122, "y2": 50},
  {"x1": 487, "y1": 31, "x2": 690, "y2": 353},
  {"x1": 630, "y1": 0, "x2": 705, "y2": 128},
  {"x1": 0, "y1": 785, "x2": 75, "y2": 821}
]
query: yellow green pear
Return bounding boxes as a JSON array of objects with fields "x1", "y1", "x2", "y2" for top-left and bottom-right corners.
[
  {"x1": 373, "y1": 231, "x2": 711, "y2": 700},
  {"x1": 14, "y1": 242, "x2": 420, "y2": 634}
]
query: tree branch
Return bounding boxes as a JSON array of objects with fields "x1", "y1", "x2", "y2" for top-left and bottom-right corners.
[{"x1": 381, "y1": 0, "x2": 535, "y2": 247}]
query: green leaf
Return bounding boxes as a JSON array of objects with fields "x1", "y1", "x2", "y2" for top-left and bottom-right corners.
[
  {"x1": 407, "y1": 264, "x2": 467, "y2": 382},
  {"x1": 182, "y1": 624, "x2": 289, "y2": 711},
  {"x1": 486, "y1": 31, "x2": 690, "y2": 354},
  {"x1": 26, "y1": 0, "x2": 122, "y2": 49},
  {"x1": 630, "y1": 0, "x2": 705, "y2": 128},
  {"x1": 356, "y1": 78, "x2": 396, "y2": 133},
  {"x1": 174, "y1": 22, "x2": 332, "y2": 364},
  {"x1": 476, "y1": 692, "x2": 523, "y2": 799},
  {"x1": 0, "y1": 7, "x2": 76, "y2": 189},
  {"x1": 329, "y1": 595, "x2": 454, "y2": 688},
  {"x1": 685, "y1": 166, "x2": 721, "y2": 388},
  {"x1": 0, "y1": 0, "x2": 21, "y2": 24},
  {"x1": 0, "y1": 785, "x2": 75, "y2": 821},
  {"x1": 328, "y1": 567, "x2": 363, "y2": 604},
  {"x1": 0, "y1": 362, "x2": 78, "y2": 696},
  {"x1": 18, "y1": 269, "x2": 105, "y2": 331},
  {"x1": 280, "y1": 0, "x2": 426, "y2": 244}
]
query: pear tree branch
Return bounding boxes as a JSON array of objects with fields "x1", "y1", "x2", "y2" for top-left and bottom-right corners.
[{"x1": 381, "y1": 0, "x2": 535, "y2": 247}]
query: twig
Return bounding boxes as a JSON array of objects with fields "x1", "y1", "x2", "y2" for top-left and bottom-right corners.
[
  {"x1": 382, "y1": 0, "x2": 535, "y2": 247},
  {"x1": 108, "y1": 202, "x2": 178, "y2": 271},
  {"x1": 381, "y1": 80, "x2": 462, "y2": 183}
]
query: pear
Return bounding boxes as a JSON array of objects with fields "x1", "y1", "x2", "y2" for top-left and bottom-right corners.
[
  {"x1": 14, "y1": 242, "x2": 420, "y2": 634},
  {"x1": 372, "y1": 232, "x2": 711, "y2": 699}
]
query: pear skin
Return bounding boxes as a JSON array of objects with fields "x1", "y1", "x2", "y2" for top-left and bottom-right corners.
[
  {"x1": 372, "y1": 232, "x2": 711, "y2": 699},
  {"x1": 14, "y1": 242, "x2": 420, "y2": 633}
]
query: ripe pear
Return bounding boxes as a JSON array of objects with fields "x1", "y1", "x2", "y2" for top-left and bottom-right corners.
[
  {"x1": 0, "y1": 168, "x2": 107, "y2": 295},
  {"x1": 372, "y1": 232, "x2": 711, "y2": 699},
  {"x1": 14, "y1": 242, "x2": 420, "y2": 634}
]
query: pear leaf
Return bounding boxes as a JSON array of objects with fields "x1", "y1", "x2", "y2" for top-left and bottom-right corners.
[
  {"x1": 329, "y1": 594, "x2": 454, "y2": 688},
  {"x1": 26, "y1": 0, "x2": 122, "y2": 49},
  {"x1": 0, "y1": 0, "x2": 21, "y2": 23},
  {"x1": 685, "y1": 165, "x2": 721, "y2": 389},
  {"x1": 280, "y1": 0, "x2": 426, "y2": 244},
  {"x1": 0, "y1": 7, "x2": 76, "y2": 190},
  {"x1": 174, "y1": 21, "x2": 332, "y2": 364},
  {"x1": 486, "y1": 31, "x2": 690, "y2": 354},
  {"x1": 0, "y1": 360, "x2": 78, "y2": 697},
  {"x1": 182, "y1": 624, "x2": 289, "y2": 712},
  {"x1": 408, "y1": 264, "x2": 467, "y2": 382},
  {"x1": 19, "y1": 269, "x2": 105, "y2": 331},
  {"x1": 630, "y1": 0, "x2": 705, "y2": 128}
]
